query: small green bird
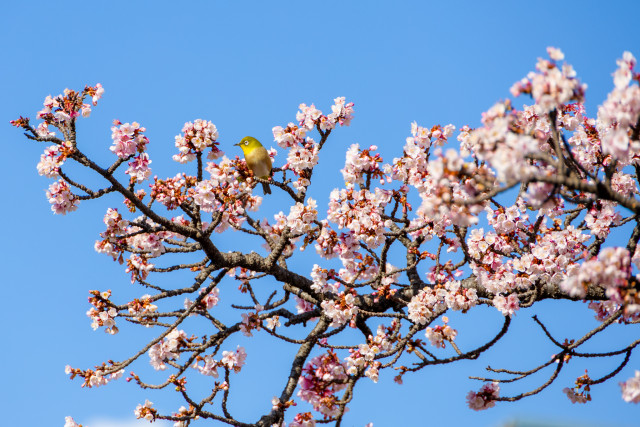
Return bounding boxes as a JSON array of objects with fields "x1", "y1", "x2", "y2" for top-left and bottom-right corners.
[{"x1": 234, "y1": 136, "x2": 272, "y2": 194}]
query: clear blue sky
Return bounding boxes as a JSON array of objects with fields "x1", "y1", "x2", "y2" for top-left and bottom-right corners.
[{"x1": 2, "y1": 1, "x2": 639, "y2": 426}]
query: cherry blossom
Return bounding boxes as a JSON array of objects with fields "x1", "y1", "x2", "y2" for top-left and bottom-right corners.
[
  {"x1": 425, "y1": 316, "x2": 458, "y2": 348},
  {"x1": 289, "y1": 413, "x2": 315, "y2": 427},
  {"x1": 110, "y1": 120, "x2": 149, "y2": 159},
  {"x1": 46, "y1": 179, "x2": 79, "y2": 214},
  {"x1": 37, "y1": 141, "x2": 74, "y2": 178},
  {"x1": 563, "y1": 387, "x2": 589, "y2": 404},
  {"x1": 128, "y1": 294, "x2": 158, "y2": 325},
  {"x1": 64, "y1": 416, "x2": 83, "y2": 427},
  {"x1": 466, "y1": 382, "x2": 500, "y2": 411},
  {"x1": 620, "y1": 370, "x2": 640, "y2": 403},
  {"x1": 65, "y1": 363, "x2": 124, "y2": 388},
  {"x1": 86, "y1": 290, "x2": 119, "y2": 334},
  {"x1": 173, "y1": 119, "x2": 223, "y2": 163},
  {"x1": 298, "y1": 350, "x2": 349, "y2": 418},
  {"x1": 135, "y1": 399, "x2": 157, "y2": 421},
  {"x1": 126, "y1": 152, "x2": 152, "y2": 183},
  {"x1": 220, "y1": 346, "x2": 247, "y2": 373},
  {"x1": 148, "y1": 329, "x2": 190, "y2": 370},
  {"x1": 184, "y1": 287, "x2": 220, "y2": 311},
  {"x1": 321, "y1": 291, "x2": 359, "y2": 327},
  {"x1": 561, "y1": 247, "x2": 631, "y2": 300}
]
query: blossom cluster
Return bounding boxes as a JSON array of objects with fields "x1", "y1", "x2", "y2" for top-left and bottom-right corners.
[
  {"x1": 286, "y1": 198, "x2": 318, "y2": 235},
  {"x1": 407, "y1": 280, "x2": 478, "y2": 325},
  {"x1": 37, "y1": 141, "x2": 74, "y2": 178},
  {"x1": 344, "y1": 323, "x2": 395, "y2": 382},
  {"x1": 127, "y1": 223, "x2": 172, "y2": 258},
  {"x1": 126, "y1": 152, "x2": 152, "y2": 183},
  {"x1": 128, "y1": 294, "x2": 159, "y2": 325},
  {"x1": 184, "y1": 287, "x2": 220, "y2": 312},
  {"x1": 173, "y1": 119, "x2": 223, "y2": 163},
  {"x1": 126, "y1": 254, "x2": 154, "y2": 283},
  {"x1": 192, "y1": 157, "x2": 263, "y2": 232},
  {"x1": 563, "y1": 371, "x2": 593, "y2": 404},
  {"x1": 462, "y1": 101, "x2": 538, "y2": 183},
  {"x1": 415, "y1": 147, "x2": 484, "y2": 228},
  {"x1": 148, "y1": 329, "x2": 191, "y2": 370},
  {"x1": 65, "y1": 363, "x2": 124, "y2": 389},
  {"x1": 466, "y1": 382, "x2": 500, "y2": 411},
  {"x1": 468, "y1": 206, "x2": 591, "y2": 314},
  {"x1": 597, "y1": 51, "x2": 640, "y2": 164},
  {"x1": 86, "y1": 290, "x2": 118, "y2": 334},
  {"x1": 561, "y1": 247, "x2": 631, "y2": 300},
  {"x1": 295, "y1": 97, "x2": 354, "y2": 131},
  {"x1": 285, "y1": 141, "x2": 319, "y2": 190},
  {"x1": 510, "y1": 47, "x2": 586, "y2": 113},
  {"x1": 94, "y1": 209, "x2": 171, "y2": 283},
  {"x1": 384, "y1": 122, "x2": 455, "y2": 193},
  {"x1": 298, "y1": 350, "x2": 349, "y2": 418},
  {"x1": 150, "y1": 173, "x2": 196, "y2": 210},
  {"x1": 35, "y1": 84, "x2": 103, "y2": 126},
  {"x1": 46, "y1": 179, "x2": 79, "y2": 215},
  {"x1": 425, "y1": 316, "x2": 457, "y2": 348},
  {"x1": 341, "y1": 144, "x2": 385, "y2": 188},
  {"x1": 314, "y1": 222, "x2": 360, "y2": 261},
  {"x1": 321, "y1": 291, "x2": 359, "y2": 328},
  {"x1": 64, "y1": 417, "x2": 83, "y2": 427},
  {"x1": 327, "y1": 187, "x2": 392, "y2": 248},
  {"x1": 289, "y1": 412, "x2": 315, "y2": 427},
  {"x1": 620, "y1": 370, "x2": 640, "y2": 403},
  {"x1": 240, "y1": 305, "x2": 263, "y2": 336},
  {"x1": 134, "y1": 399, "x2": 157, "y2": 421},
  {"x1": 94, "y1": 208, "x2": 129, "y2": 259},
  {"x1": 110, "y1": 120, "x2": 149, "y2": 159},
  {"x1": 220, "y1": 346, "x2": 248, "y2": 373},
  {"x1": 193, "y1": 346, "x2": 247, "y2": 377},
  {"x1": 272, "y1": 98, "x2": 354, "y2": 191}
]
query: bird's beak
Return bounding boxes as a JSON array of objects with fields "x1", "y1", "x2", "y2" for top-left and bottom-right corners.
[{"x1": 233, "y1": 142, "x2": 240, "y2": 146}]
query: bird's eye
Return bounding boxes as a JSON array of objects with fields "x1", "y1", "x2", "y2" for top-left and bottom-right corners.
[{"x1": 244, "y1": 141, "x2": 249, "y2": 145}]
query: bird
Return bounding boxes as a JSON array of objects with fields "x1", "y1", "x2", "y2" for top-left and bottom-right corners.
[{"x1": 234, "y1": 136, "x2": 272, "y2": 194}]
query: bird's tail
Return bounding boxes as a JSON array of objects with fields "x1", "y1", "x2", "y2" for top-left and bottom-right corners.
[{"x1": 262, "y1": 182, "x2": 271, "y2": 195}]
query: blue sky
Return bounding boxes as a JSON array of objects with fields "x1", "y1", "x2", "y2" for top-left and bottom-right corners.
[{"x1": 2, "y1": 1, "x2": 640, "y2": 426}]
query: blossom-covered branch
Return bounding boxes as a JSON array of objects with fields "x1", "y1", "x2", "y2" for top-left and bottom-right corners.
[{"x1": 13, "y1": 47, "x2": 640, "y2": 426}]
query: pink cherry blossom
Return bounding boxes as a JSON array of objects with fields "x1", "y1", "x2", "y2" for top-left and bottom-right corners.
[
  {"x1": 135, "y1": 399, "x2": 157, "y2": 421},
  {"x1": 563, "y1": 387, "x2": 589, "y2": 404},
  {"x1": 561, "y1": 247, "x2": 631, "y2": 300},
  {"x1": 289, "y1": 412, "x2": 316, "y2": 427},
  {"x1": 220, "y1": 346, "x2": 247, "y2": 373},
  {"x1": 110, "y1": 121, "x2": 149, "y2": 159},
  {"x1": 64, "y1": 416, "x2": 82, "y2": 427},
  {"x1": 321, "y1": 291, "x2": 359, "y2": 327},
  {"x1": 327, "y1": 97, "x2": 355, "y2": 127},
  {"x1": 467, "y1": 382, "x2": 500, "y2": 411},
  {"x1": 492, "y1": 293, "x2": 520, "y2": 317},
  {"x1": 65, "y1": 363, "x2": 124, "y2": 388},
  {"x1": 126, "y1": 153, "x2": 152, "y2": 183},
  {"x1": 341, "y1": 144, "x2": 385, "y2": 187},
  {"x1": 86, "y1": 290, "x2": 119, "y2": 334},
  {"x1": 46, "y1": 179, "x2": 79, "y2": 214},
  {"x1": 425, "y1": 316, "x2": 458, "y2": 348},
  {"x1": 148, "y1": 329, "x2": 189, "y2": 371},
  {"x1": 128, "y1": 294, "x2": 158, "y2": 325},
  {"x1": 298, "y1": 350, "x2": 349, "y2": 418},
  {"x1": 620, "y1": 370, "x2": 640, "y2": 403},
  {"x1": 173, "y1": 119, "x2": 222, "y2": 163},
  {"x1": 37, "y1": 141, "x2": 74, "y2": 178}
]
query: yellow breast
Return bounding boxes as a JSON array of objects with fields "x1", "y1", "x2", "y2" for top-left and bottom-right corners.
[{"x1": 245, "y1": 146, "x2": 272, "y2": 178}]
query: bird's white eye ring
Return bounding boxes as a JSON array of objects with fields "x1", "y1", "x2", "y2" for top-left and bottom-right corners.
[{"x1": 244, "y1": 141, "x2": 249, "y2": 145}]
